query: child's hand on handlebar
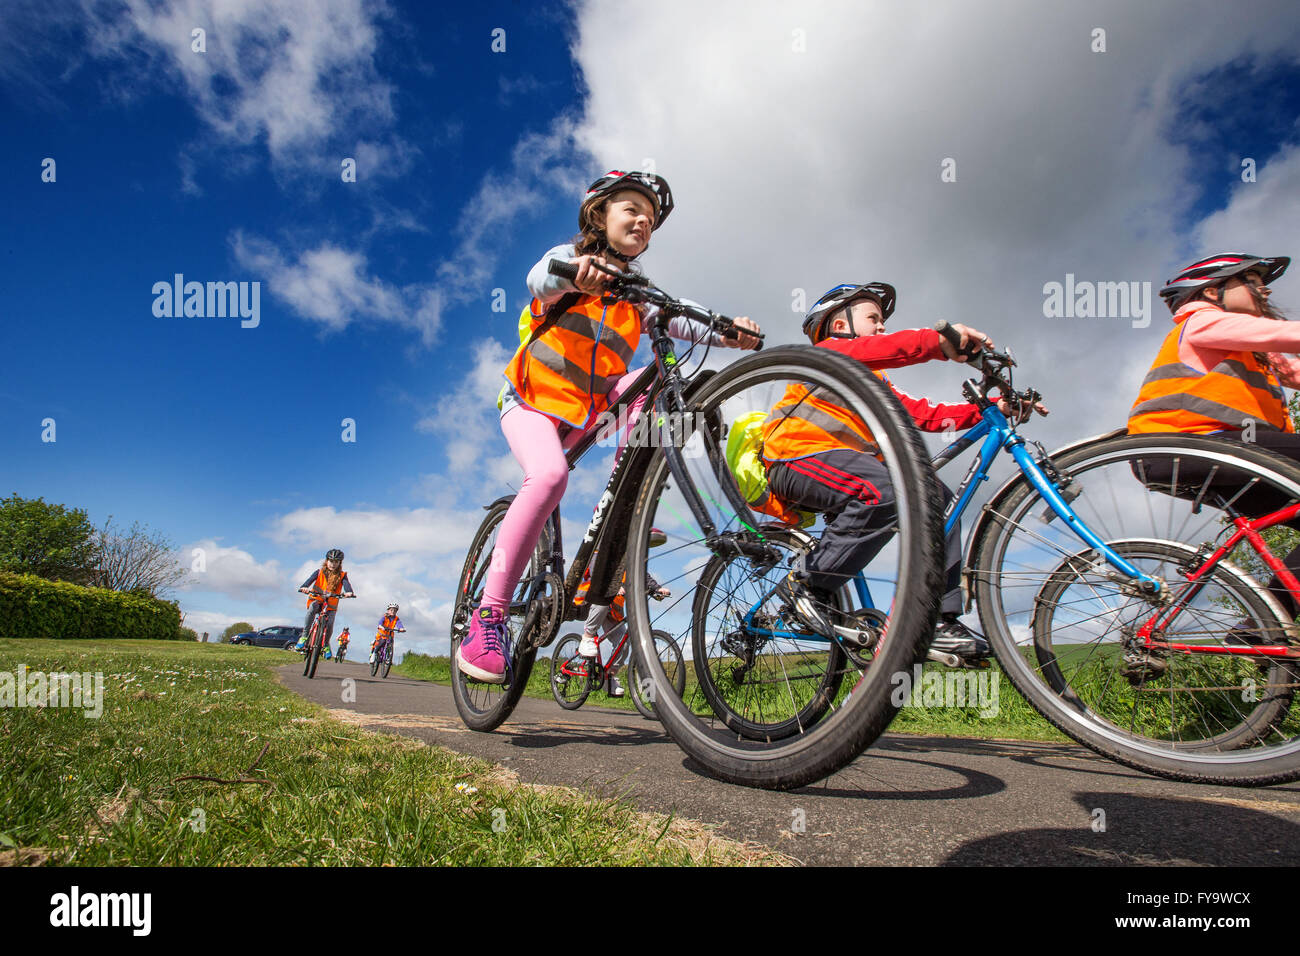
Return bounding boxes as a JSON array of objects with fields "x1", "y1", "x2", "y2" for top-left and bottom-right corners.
[
  {"x1": 570, "y1": 256, "x2": 615, "y2": 294},
  {"x1": 996, "y1": 396, "x2": 1050, "y2": 423},
  {"x1": 938, "y1": 323, "x2": 993, "y2": 363},
  {"x1": 729, "y1": 316, "x2": 762, "y2": 351}
]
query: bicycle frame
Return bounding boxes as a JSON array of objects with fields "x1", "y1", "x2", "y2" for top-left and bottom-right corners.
[
  {"x1": 938, "y1": 409, "x2": 1300, "y2": 661},
  {"x1": 555, "y1": 620, "x2": 630, "y2": 686},
  {"x1": 734, "y1": 404, "x2": 1168, "y2": 647},
  {"x1": 521, "y1": 312, "x2": 757, "y2": 647}
]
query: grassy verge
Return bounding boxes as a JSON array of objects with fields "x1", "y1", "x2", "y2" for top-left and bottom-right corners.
[
  {"x1": 395, "y1": 652, "x2": 1069, "y2": 742},
  {"x1": 0, "y1": 639, "x2": 786, "y2": 866}
]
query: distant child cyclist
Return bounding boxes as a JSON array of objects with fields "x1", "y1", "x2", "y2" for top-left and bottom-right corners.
[
  {"x1": 295, "y1": 548, "x2": 355, "y2": 652},
  {"x1": 764, "y1": 282, "x2": 1047, "y2": 662},
  {"x1": 371, "y1": 603, "x2": 405, "y2": 665},
  {"x1": 576, "y1": 528, "x2": 671, "y2": 697},
  {"x1": 456, "y1": 170, "x2": 761, "y2": 683}
]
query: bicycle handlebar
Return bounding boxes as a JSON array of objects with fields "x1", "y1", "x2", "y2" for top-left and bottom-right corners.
[
  {"x1": 934, "y1": 321, "x2": 1041, "y2": 413},
  {"x1": 547, "y1": 258, "x2": 763, "y2": 349}
]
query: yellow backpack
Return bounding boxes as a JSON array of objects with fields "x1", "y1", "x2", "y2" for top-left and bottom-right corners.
[
  {"x1": 497, "y1": 305, "x2": 535, "y2": 410},
  {"x1": 725, "y1": 411, "x2": 815, "y2": 528}
]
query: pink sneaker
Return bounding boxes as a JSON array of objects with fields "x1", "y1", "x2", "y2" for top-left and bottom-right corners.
[{"x1": 457, "y1": 606, "x2": 509, "y2": 683}]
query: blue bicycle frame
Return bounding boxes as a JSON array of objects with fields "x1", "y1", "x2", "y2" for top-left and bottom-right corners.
[{"x1": 739, "y1": 403, "x2": 1162, "y2": 644}]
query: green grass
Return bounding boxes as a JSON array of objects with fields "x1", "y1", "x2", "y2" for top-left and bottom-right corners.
[
  {"x1": 0, "y1": 640, "x2": 784, "y2": 866},
  {"x1": 397, "y1": 651, "x2": 1070, "y2": 742}
]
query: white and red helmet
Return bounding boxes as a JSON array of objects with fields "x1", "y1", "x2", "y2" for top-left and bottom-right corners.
[
  {"x1": 1159, "y1": 253, "x2": 1289, "y2": 312},
  {"x1": 579, "y1": 171, "x2": 674, "y2": 232}
]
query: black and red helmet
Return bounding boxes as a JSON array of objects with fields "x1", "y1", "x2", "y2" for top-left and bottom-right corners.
[
  {"x1": 579, "y1": 171, "x2": 674, "y2": 232},
  {"x1": 1159, "y1": 253, "x2": 1289, "y2": 312},
  {"x1": 801, "y1": 283, "x2": 897, "y2": 343}
]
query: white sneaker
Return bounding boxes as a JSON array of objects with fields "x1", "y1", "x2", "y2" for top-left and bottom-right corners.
[
  {"x1": 578, "y1": 633, "x2": 599, "y2": 658},
  {"x1": 606, "y1": 676, "x2": 625, "y2": 697},
  {"x1": 369, "y1": 652, "x2": 376, "y2": 664}
]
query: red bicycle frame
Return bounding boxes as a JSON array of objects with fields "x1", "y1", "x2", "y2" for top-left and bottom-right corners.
[{"x1": 1137, "y1": 501, "x2": 1300, "y2": 659}]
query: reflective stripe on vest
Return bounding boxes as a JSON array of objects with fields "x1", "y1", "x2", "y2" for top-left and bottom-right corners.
[
  {"x1": 1128, "y1": 320, "x2": 1293, "y2": 435},
  {"x1": 504, "y1": 295, "x2": 641, "y2": 429},
  {"x1": 759, "y1": 383, "x2": 880, "y2": 462},
  {"x1": 311, "y1": 570, "x2": 345, "y2": 610}
]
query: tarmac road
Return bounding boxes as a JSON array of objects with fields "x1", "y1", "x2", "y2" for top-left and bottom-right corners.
[{"x1": 282, "y1": 659, "x2": 1300, "y2": 866}]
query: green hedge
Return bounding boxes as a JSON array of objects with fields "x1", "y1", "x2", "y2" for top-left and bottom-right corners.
[{"x1": 0, "y1": 572, "x2": 184, "y2": 640}]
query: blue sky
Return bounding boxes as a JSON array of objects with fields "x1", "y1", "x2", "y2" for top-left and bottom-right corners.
[{"x1": 3, "y1": 0, "x2": 1299, "y2": 652}]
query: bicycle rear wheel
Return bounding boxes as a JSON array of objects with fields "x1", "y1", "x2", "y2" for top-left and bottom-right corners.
[
  {"x1": 973, "y1": 433, "x2": 1300, "y2": 785},
  {"x1": 625, "y1": 346, "x2": 944, "y2": 790},
  {"x1": 449, "y1": 498, "x2": 549, "y2": 732},
  {"x1": 628, "y1": 630, "x2": 686, "y2": 721},
  {"x1": 550, "y1": 634, "x2": 593, "y2": 710},
  {"x1": 689, "y1": 529, "x2": 850, "y2": 740}
]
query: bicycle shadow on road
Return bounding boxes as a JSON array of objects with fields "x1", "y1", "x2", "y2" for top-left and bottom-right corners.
[
  {"x1": 502, "y1": 720, "x2": 670, "y2": 751},
  {"x1": 942, "y1": 791, "x2": 1300, "y2": 866}
]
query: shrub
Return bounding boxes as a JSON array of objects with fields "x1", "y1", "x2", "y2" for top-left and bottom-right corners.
[{"x1": 0, "y1": 572, "x2": 183, "y2": 640}]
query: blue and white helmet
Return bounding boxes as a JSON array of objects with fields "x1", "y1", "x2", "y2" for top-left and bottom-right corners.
[{"x1": 802, "y1": 283, "x2": 897, "y2": 343}]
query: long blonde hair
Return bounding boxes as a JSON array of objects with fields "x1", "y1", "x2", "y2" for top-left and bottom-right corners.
[{"x1": 320, "y1": 560, "x2": 343, "y2": 592}]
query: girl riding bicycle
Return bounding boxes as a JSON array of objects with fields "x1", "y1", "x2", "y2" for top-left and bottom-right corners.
[
  {"x1": 1127, "y1": 253, "x2": 1300, "y2": 637},
  {"x1": 765, "y1": 282, "x2": 1046, "y2": 661},
  {"x1": 371, "y1": 603, "x2": 405, "y2": 663},
  {"x1": 295, "y1": 548, "x2": 354, "y2": 652},
  {"x1": 457, "y1": 170, "x2": 761, "y2": 683}
]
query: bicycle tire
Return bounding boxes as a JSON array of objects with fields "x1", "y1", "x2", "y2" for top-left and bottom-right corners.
[
  {"x1": 973, "y1": 432, "x2": 1300, "y2": 785},
  {"x1": 689, "y1": 529, "x2": 848, "y2": 739},
  {"x1": 628, "y1": 630, "x2": 685, "y2": 721},
  {"x1": 550, "y1": 634, "x2": 593, "y2": 710},
  {"x1": 370, "y1": 655, "x2": 379, "y2": 677},
  {"x1": 449, "y1": 498, "x2": 545, "y2": 732},
  {"x1": 625, "y1": 346, "x2": 944, "y2": 790},
  {"x1": 381, "y1": 651, "x2": 392, "y2": 679},
  {"x1": 304, "y1": 615, "x2": 323, "y2": 679}
]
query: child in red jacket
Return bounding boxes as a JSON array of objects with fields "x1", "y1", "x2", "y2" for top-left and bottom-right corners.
[{"x1": 765, "y1": 282, "x2": 1045, "y2": 662}]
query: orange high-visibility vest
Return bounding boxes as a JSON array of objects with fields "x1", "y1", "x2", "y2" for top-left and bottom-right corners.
[
  {"x1": 760, "y1": 382, "x2": 880, "y2": 462},
  {"x1": 308, "y1": 570, "x2": 347, "y2": 610},
  {"x1": 503, "y1": 295, "x2": 642, "y2": 430},
  {"x1": 1128, "y1": 313, "x2": 1293, "y2": 435},
  {"x1": 374, "y1": 614, "x2": 399, "y2": 639}
]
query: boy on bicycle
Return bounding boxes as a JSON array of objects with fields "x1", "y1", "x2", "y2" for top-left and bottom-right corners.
[
  {"x1": 765, "y1": 283, "x2": 1044, "y2": 663},
  {"x1": 371, "y1": 603, "x2": 405, "y2": 664}
]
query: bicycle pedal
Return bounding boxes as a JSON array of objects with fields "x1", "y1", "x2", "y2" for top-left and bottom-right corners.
[{"x1": 926, "y1": 649, "x2": 962, "y2": 668}]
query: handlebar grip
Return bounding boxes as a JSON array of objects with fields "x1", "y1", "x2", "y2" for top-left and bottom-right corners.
[
  {"x1": 547, "y1": 259, "x2": 580, "y2": 281},
  {"x1": 722, "y1": 324, "x2": 764, "y2": 350},
  {"x1": 934, "y1": 320, "x2": 985, "y2": 366}
]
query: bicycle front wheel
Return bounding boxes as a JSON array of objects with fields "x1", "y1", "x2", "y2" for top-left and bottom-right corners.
[
  {"x1": 973, "y1": 433, "x2": 1300, "y2": 785},
  {"x1": 625, "y1": 346, "x2": 944, "y2": 790}
]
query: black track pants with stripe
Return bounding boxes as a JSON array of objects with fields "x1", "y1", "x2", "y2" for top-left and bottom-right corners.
[{"x1": 767, "y1": 449, "x2": 962, "y2": 614}]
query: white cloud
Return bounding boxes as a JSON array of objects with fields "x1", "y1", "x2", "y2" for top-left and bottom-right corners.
[
  {"x1": 1191, "y1": 143, "x2": 1300, "y2": 267},
  {"x1": 232, "y1": 233, "x2": 443, "y2": 342},
  {"x1": 267, "y1": 504, "x2": 483, "y2": 559},
  {"x1": 178, "y1": 539, "x2": 284, "y2": 597},
  {"x1": 80, "y1": 0, "x2": 401, "y2": 169},
  {"x1": 567, "y1": 0, "x2": 1300, "y2": 447}
]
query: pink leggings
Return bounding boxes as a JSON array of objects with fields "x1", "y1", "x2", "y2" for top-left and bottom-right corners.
[{"x1": 481, "y1": 369, "x2": 648, "y2": 610}]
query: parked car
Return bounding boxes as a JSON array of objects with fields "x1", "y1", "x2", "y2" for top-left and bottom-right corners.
[{"x1": 230, "y1": 625, "x2": 303, "y2": 649}]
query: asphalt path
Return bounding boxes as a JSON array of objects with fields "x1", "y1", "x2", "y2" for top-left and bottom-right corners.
[{"x1": 281, "y1": 659, "x2": 1300, "y2": 866}]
